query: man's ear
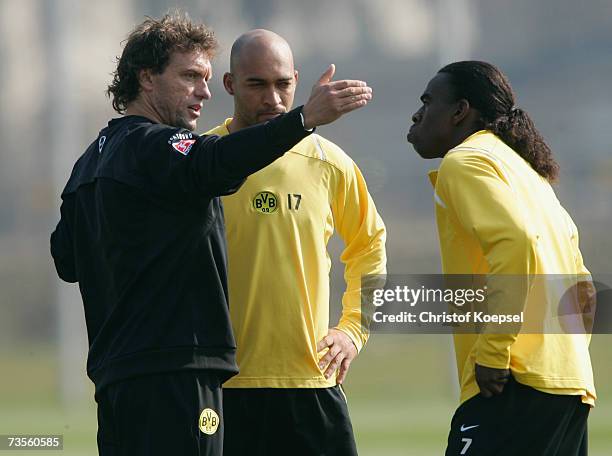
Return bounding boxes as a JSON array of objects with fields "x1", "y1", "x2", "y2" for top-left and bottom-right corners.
[
  {"x1": 452, "y1": 99, "x2": 471, "y2": 125},
  {"x1": 138, "y1": 68, "x2": 155, "y2": 93},
  {"x1": 294, "y1": 69, "x2": 299, "y2": 85},
  {"x1": 223, "y1": 72, "x2": 234, "y2": 95}
]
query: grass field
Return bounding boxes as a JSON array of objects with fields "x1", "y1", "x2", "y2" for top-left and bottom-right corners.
[{"x1": 1, "y1": 335, "x2": 610, "y2": 455}]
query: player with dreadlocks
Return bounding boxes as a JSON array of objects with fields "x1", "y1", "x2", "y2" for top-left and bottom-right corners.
[{"x1": 408, "y1": 60, "x2": 595, "y2": 456}]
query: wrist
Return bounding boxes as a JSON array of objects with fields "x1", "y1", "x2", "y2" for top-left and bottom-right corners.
[
  {"x1": 300, "y1": 106, "x2": 315, "y2": 131},
  {"x1": 334, "y1": 327, "x2": 360, "y2": 353}
]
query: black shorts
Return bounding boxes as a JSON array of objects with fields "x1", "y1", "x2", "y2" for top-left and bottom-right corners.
[
  {"x1": 446, "y1": 377, "x2": 589, "y2": 456},
  {"x1": 96, "y1": 371, "x2": 223, "y2": 456},
  {"x1": 222, "y1": 386, "x2": 357, "y2": 456}
]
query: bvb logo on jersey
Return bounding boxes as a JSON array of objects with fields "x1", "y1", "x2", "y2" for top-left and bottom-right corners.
[
  {"x1": 252, "y1": 191, "x2": 278, "y2": 214},
  {"x1": 198, "y1": 408, "x2": 220, "y2": 435}
]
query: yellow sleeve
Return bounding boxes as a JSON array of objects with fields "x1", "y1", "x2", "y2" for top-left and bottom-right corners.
[
  {"x1": 437, "y1": 152, "x2": 537, "y2": 368},
  {"x1": 561, "y1": 207, "x2": 591, "y2": 277},
  {"x1": 562, "y1": 210, "x2": 595, "y2": 341},
  {"x1": 332, "y1": 159, "x2": 387, "y2": 352}
]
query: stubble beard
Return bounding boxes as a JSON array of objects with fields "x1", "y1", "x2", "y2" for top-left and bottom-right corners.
[{"x1": 175, "y1": 112, "x2": 196, "y2": 132}]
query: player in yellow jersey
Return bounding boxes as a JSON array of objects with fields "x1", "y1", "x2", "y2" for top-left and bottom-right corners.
[
  {"x1": 407, "y1": 61, "x2": 594, "y2": 455},
  {"x1": 205, "y1": 30, "x2": 386, "y2": 455}
]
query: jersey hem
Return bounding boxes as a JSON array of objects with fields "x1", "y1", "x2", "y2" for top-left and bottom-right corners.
[
  {"x1": 459, "y1": 375, "x2": 596, "y2": 406},
  {"x1": 90, "y1": 346, "x2": 238, "y2": 396},
  {"x1": 223, "y1": 376, "x2": 336, "y2": 389}
]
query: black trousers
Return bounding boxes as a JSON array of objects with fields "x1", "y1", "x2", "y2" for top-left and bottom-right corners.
[
  {"x1": 223, "y1": 386, "x2": 358, "y2": 456},
  {"x1": 446, "y1": 377, "x2": 589, "y2": 456},
  {"x1": 96, "y1": 371, "x2": 223, "y2": 456}
]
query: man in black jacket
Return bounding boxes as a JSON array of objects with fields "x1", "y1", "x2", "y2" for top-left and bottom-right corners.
[{"x1": 50, "y1": 12, "x2": 371, "y2": 456}]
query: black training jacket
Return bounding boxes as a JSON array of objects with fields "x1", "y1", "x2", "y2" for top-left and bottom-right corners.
[{"x1": 50, "y1": 107, "x2": 310, "y2": 394}]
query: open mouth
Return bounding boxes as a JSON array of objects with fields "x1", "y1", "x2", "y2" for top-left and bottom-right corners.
[{"x1": 189, "y1": 105, "x2": 201, "y2": 117}]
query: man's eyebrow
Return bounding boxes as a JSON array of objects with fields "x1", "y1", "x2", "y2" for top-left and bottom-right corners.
[
  {"x1": 244, "y1": 76, "x2": 294, "y2": 83},
  {"x1": 183, "y1": 67, "x2": 209, "y2": 77},
  {"x1": 420, "y1": 93, "x2": 431, "y2": 102}
]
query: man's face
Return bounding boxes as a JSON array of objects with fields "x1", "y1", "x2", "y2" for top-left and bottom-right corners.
[
  {"x1": 224, "y1": 46, "x2": 297, "y2": 128},
  {"x1": 148, "y1": 50, "x2": 212, "y2": 131},
  {"x1": 407, "y1": 73, "x2": 458, "y2": 159}
]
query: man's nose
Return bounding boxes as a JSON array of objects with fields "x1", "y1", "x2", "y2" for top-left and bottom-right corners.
[
  {"x1": 412, "y1": 110, "x2": 421, "y2": 123},
  {"x1": 262, "y1": 87, "x2": 281, "y2": 107},
  {"x1": 195, "y1": 79, "x2": 212, "y2": 100}
]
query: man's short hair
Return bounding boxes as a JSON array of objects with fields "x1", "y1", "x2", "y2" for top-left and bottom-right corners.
[{"x1": 107, "y1": 11, "x2": 218, "y2": 114}]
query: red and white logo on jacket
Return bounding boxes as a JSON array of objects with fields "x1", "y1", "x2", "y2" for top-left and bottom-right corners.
[
  {"x1": 168, "y1": 132, "x2": 196, "y2": 156},
  {"x1": 171, "y1": 139, "x2": 196, "y2": 155}
]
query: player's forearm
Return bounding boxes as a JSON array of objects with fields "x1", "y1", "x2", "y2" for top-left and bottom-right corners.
[
  {"x1": 336, "y1": 273, "x2": 386, "y2": 352},
  {"x1": 337, "y1": 232, "x2": 387, "y2": 352},
  {"x1": 195, "y1": 106, "x2": 310, "y2": 195},
  {"x1": 474, "y1": 273, "x2": 529, "y2": 368},
  {"x1": 475, "y1": 334, "x2": 516, "y2": 369},
  {"x1": 50, "y1": 197, "x2": 77, "y2": 283}
]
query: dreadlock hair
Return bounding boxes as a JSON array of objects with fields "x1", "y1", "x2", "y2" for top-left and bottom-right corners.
[{"x1": 439, "y1": 61, "x2": 559, "y2": 182}]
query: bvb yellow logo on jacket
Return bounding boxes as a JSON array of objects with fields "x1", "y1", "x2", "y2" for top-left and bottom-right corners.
[
  {"x1": 198, "y1": 408, "x2": 220, "y2": 435},
  {"x1": 252, "y1": 191, "x2": 278, "y2": 214}
]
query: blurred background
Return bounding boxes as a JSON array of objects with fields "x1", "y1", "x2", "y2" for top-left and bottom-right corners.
[{"x1": 1, "y1": 0, "x2": 611, "y2": 454}]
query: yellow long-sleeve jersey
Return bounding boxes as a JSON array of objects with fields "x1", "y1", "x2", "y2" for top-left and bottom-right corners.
[
  {"x1": 430, "y1": 130, "x2": 596, "y2": 405},
  {"x1": 206, "y1": 119, "x2": 386, "y2": 388}
]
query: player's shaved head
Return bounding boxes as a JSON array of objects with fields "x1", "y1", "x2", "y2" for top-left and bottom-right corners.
[
  {"x1": 230, "y1": 29, "x2": 294, "y2": 74},
  {"x1": 224, "y1": 29, "x2": 299, "y2": 131}
]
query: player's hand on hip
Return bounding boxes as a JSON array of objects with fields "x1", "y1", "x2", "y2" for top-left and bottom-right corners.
[
  {"x1": 475, "y1": 363, "x2": 511, "y2": 398},
  {"x1": 301, "y1": 64, "x2": 372, "y2": 130},
  {"x1": 317, "y1": 328, "x2": 358, "y2": 384}
]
